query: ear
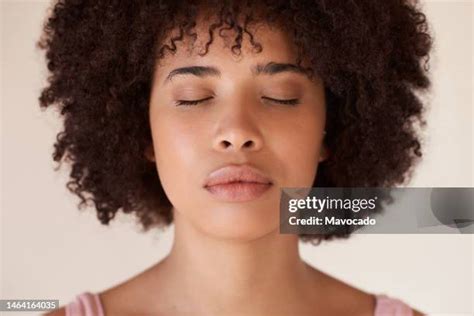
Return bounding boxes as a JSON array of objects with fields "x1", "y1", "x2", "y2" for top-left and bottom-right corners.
[
  {"x1": 319, "y1": 143, "x2": 330, "y2": 163},
  {"x1": 144, "y1": 144, "x2": 155, "y2": 162}
]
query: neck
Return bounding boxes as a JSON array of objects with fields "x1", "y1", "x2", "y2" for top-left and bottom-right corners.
[{"x1": 155, "y1": 210, "x2": 318, "y2": 314}]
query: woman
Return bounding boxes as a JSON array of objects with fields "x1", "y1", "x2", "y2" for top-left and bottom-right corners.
[{"x1": 38, "y1": 0, "x2": 432, "y2": 315}]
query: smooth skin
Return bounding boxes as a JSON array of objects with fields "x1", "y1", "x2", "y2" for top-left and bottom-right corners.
[{"x1": 46, "y1": 15, "x2": 424, "y2": 316}]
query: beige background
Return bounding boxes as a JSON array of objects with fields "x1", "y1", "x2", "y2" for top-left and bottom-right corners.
[{"x1": 1, "y1": 0, "x2": 473, "y2": 315}]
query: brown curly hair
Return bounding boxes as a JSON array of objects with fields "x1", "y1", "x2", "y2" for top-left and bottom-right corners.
[{"x1": 36, "y1": 0, "x2": 432, "y2": 245}]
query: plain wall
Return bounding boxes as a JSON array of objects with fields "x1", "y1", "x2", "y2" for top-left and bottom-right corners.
[{"x1": 1, "y1": 1, "x2": 473, "y2": 315}]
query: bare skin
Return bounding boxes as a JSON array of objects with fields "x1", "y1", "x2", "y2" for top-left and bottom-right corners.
[
  {"x1": 45, "y1": 13, "x2": 424, "y2": 316},
  {"x1": 96, "y1": 258, "x2": 377, "y2": 316}
]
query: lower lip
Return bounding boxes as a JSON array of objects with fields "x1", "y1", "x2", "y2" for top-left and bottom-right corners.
[{"x1": 205, "y1": 182, "x2": 273, "y2": 202}]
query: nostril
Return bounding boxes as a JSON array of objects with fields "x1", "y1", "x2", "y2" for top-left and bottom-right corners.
[
  {"x1": 222, "y1": 140, "x2": 232, "y2": 148},
  {"x1": 243, "y1": 140, "x2": 253, "y2": 148}
]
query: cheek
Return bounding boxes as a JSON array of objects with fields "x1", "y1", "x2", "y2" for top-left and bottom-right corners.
[
  {"x1": 149, "y1": 113, "x2": 204, "y2": 205},
  {"x1": 154, "y1": 121, "x2": 199, "y2": 165},
  {"x1": 271, "y1": 112, "x2": 323, "y2": 188}
]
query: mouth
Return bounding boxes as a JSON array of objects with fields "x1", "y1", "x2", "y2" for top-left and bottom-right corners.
[
  {"x1": 205, "y1": 181, "x2": 273, "y2": 202},
  {"x1": 203, "y1": 164, "x2": 273, "y2": 202}
]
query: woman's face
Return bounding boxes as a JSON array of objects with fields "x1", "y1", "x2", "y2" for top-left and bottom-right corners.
[{"x1": 147, "y1": 20, "x2": 327, "y2": 241}]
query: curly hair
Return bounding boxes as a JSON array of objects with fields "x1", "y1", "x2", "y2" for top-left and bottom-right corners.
[{"x1": 37, "y1": 0, "x2": 432, "y2": 245}]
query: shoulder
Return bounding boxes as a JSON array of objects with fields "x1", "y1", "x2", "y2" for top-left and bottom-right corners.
[
  {"x1": 43, "y1": 307, "x2": 66, "y2": 316},
  {"x1": 304, "y1": 265, "x2": 376, "y2": 315},
  {"x1": 304, "y1": 264, "x2": 425, "y2": 316},
  {"x1": 96, "y1": 263, "x2": 168, "y2": 315}
]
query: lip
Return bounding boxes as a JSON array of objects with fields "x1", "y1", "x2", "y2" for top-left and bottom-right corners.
[{"x1": 203, "y1": 164, "x2": 273, "y2": 202}]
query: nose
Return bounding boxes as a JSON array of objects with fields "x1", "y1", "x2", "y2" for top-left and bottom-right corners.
[
  {"x1": 212, "y1": 104, "x2": 263, "y2": 153},
  {"x1": 215, "y1": 135, "x2": 259, "y2": 151}
]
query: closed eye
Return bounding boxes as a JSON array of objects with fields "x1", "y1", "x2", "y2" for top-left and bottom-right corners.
[
  {"x1": 175, "y1": 96, "x2": 213, "y2": 106},
  {"x1": 261, "y1": 97, "x2": 300, "y2": 106},
  {"x1": 175, "y1": 96, "x2": 300, "y2": 106}
]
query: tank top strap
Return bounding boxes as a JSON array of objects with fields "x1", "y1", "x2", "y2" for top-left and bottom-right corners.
[
  {"x1": 374, "y1": 294, "x2": 414, "y2": 316},
  {"x1": 65, "y1": 292, "x2": 105, "y2": 316}
]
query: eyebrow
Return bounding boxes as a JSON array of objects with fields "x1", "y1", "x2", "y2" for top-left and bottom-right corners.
[{"x1": 164, "y1": 62, "x2": 308, "y2": 84}]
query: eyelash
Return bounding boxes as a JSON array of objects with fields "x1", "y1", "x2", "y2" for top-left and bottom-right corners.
[
  {"x1": 175, "y1": 97, "x2": 300, "y2": 106},
  {"x1": 175, "y1": 97, "x2": 213, "y2": 106}
]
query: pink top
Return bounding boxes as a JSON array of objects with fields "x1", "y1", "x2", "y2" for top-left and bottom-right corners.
[{"x1": 64, "y1": 291, "x2": 416, "y2": 316}]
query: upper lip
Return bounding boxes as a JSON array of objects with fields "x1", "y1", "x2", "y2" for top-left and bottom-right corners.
[{"x1": 203, "y1": 164, "x2": 273, "y2": 187}]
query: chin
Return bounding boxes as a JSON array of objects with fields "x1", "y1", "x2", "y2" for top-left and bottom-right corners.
[
  {"x1": 186, "y1": 202, "x2": 281, "y2": 242},
  {"x1": 202, "y1": 219, "x2": 279, "y2": 243}
]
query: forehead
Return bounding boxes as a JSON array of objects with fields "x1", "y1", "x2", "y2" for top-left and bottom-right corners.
[{"x1": 154, "y1": 18, "x2": 300, "y2": 78}]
